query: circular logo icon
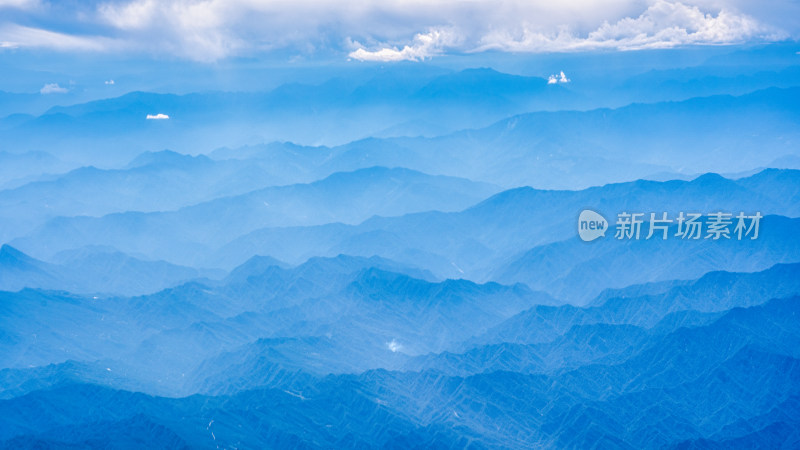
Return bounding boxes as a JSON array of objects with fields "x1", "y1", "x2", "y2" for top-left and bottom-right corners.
[{"x1": 578, "y1": 209, "x2": 607, "y2": 242}]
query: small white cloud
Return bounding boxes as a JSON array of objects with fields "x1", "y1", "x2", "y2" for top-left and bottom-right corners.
[
  {"x1": 548, "y1": 71, "x2": 570, "y2": 84},
  {"x1": 104, "y1": 79, "x2": 115, "y2": 85},
  {"x1": 40, "y1": 83, "x2": 68, "y2": 94},
  {"x1": 146, "y1": 113, "x2": 169, "y2": 120},
  {"x1": 349, "y1": 29, "x2": 459, "y2": 62},
  {"x1": 386, "y1": 339, "x2": 403, "y2": 353}
]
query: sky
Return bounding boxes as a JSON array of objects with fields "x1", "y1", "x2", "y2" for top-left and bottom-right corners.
[{"x1": 0, "y1": 0, "x2": 797, "y2": 63}]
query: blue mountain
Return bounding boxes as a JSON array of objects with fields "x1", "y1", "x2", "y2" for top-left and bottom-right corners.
[
  {"x1": 0, "y1": 151, "x2": 71, "y2": 190},
  {"x1": 473, "y1": 262, "x2": 800, "y2": 348},
  {"x1": 2, "y1": 296, "x2": 797, "y2": 448},
  {"x1": 2, "y1": 43, "x2": 799, "y2": 449},
  {"x1": 495, "y1": 214, "x2": 800, "y2": 303},
  {"x1": 0, "y1": 149, "x2": 334, "y2": 242},
  {"x1": 9, "y1": 167, "x2": 500, "y2": 265},
  {"x1": 214, "y1": 170, "x2": 800, "y2": 277},
  {"x1": 0, "y1": 244, "x2": 216, "y2": 296}
]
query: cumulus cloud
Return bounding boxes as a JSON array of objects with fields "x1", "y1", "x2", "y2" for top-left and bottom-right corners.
[
  {"x1": 0, "y1": 0, "x2": 792, "y2": 61},
  {"x1": 477, "y1": 1, "x2": 784, "y2": 52},
  {"x1": 146, "y1": 113, "x2": 169, "y2": 120},
  {"x1": 348, "y1": 1, "x2": 784, "y2": 62},
  {"x1": 105, "y1": 79, "x2": 115, "y2": 85},
  {"x1": 40, "y1": 83, "x2": 68, "y2": 94},
  {"x1": 386, "y1": 339, "x2": 403, "y2": 353},
  {"x1": 96, "y1": 0, "x2": 242, "y2": 61},
  {"x1": 548, "y1": 71, "x2": 570, "y2": 84},
  {"x1": 349, "y1": 29, "x2": 459, "y2": 62}
]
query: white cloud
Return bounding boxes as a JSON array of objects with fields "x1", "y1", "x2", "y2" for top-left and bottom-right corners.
[
  {"x1": 386, "y1": 339, "x2": 403, "y2": 353},
  {"x1": 349, "y1": 29, "x2": 459, "y2": 62},
  {"x1": 351, "y1": 1, "x2": 784, "y2": 63},
  {"x1": 105, "y1": 79, "x2": 115, "y2": 85},
  {"x1": 146, "y1": 113, "x2": 169, "y2": 119},
  {"x1": 0, "y1": 0, "x2": 792, "y2": 61},
  {"x1": 0, "y1": 0, "x2": 38, "y2": 8},
  {"x1": 0, "y1": 24, "x2": 115, "y2": 52},
  {"x1": 477, "y1": 1, "x2": 784, "y2": 52},
  {"x1": 548, "y1": 71, "x2": 571, "y2": 84},
  {"x1": 40, "y1": 83, "x2": 68, "y2": 94},
  {"x1": 97, "y1": 0, "x2": 242, "y2": 61}
]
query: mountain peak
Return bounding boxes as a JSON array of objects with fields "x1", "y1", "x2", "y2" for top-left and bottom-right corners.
[
  {"x1": 0, "y1": 244, "x2": 42, "y2": 270},
  {"x1": 691, "y1": 172, "x2": 729, "y2": 185},
  {"x1": 126, "y1": 150, "x2": 210, "y2": 169},
  {"x1": 740, "y1": 167, "x2": 800, "y2": 182},
  {"x1": 0, "y1": 243, "x2": 24, "y2": 259},
  {"x1": 226, "y1": 255, "x2": 287, "y2": 282},
  {"x1": 348, "y1": 267, "x2": 425, "y2": 299}
]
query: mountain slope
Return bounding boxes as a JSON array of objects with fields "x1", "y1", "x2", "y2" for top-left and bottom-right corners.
[{"x1": 10, "y1": 167, "x2": 500, "y2": 265}]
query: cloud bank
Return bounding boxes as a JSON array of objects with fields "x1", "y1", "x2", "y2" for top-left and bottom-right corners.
[
  {"x1": 0, "y1": 0, "x2": 793, "y2": 62},
  {"x1": 475, "y1": 0, "x2": 782, "y2": 52}
]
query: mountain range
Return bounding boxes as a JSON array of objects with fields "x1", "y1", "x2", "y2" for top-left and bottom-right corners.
[{"x1": 2, "y1": 43, "x2": 799, "y2": 448}]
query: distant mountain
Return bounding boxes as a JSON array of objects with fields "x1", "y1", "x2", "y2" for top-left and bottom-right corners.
[
  {"x1": 0, "y1": 252, "x2": 556, "y2": 391},
  {"x1": 495, "y1": 215, "x2": 800, "y2": 303},
  {"x1": 0, "y1": 149, "x2": 331, "y2": 242},
  {"x1": 303, "y1": 268, "x2": 556, "y2": 354},
  {"x1": 222, "y1": 255, "x2": 289, "y2": 283},
  {"x1": 734, "y1": 168, "x2": 800, "y2": 216},
  {"x1": 0, "y1": 91, "x2": 80, "y2": 117},
  {"x1": 617, "y1": 64, "x2": 800, "y2": 103},
  {"x1": 302, "y1": 86, "x2": 800, "y2": 189},
  {"x1": 0, "y1": 360, "x2": 149, "y2": 400},
  {"x1": 0, "y1": 244, "x2": 61, "y2": 291},
  {"x1": 473, "y1": 262, "x2": 800, "y2": 348},
  {"x1": 0, "y1": 244, "x2": 215, "y2": 296},
  {"x1": 411, "y1": 262, "x2": 800, "y2": 375},
  {"x1": 2, "y1": 46, "x2": 800, "y2": 449},
  {"x1": 0, "y1": 69, "x2": 575, "y2": 165},
  {"x1": 210, "y1": 254, "x2": 440, "y2": 317},
  {"x1": 10, "y1": 167, "x2": 500, "y2": 265},
  {"x1": 3, "y1": 80, "x2": 798, "y2": 187},
  {"x1": 370, "y1": 297, "x2": 800, "y2": 448},
  {"x1": 2, "y1": 296, "x2": 798, "y2": 449},
  {"x1": 0, "y1": 151, "x2": 72, "y2": 190},
  {"x1": 0, "y1": 381, "x2": 469, "y2": 449},
  {"x1": 213, "y1": 169, "x2": 800, "y2": 276},
  {"x1": 411, "y1": 68, "x2": 553, "y2": 105},
  {"x1": 161, "y1": 266, "x2": 556, "y2": 392}
]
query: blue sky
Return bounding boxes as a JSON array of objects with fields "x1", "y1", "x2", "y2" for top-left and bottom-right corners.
[{"x1": 0, "y1": 0, "x2": 797, "y2": 62}]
